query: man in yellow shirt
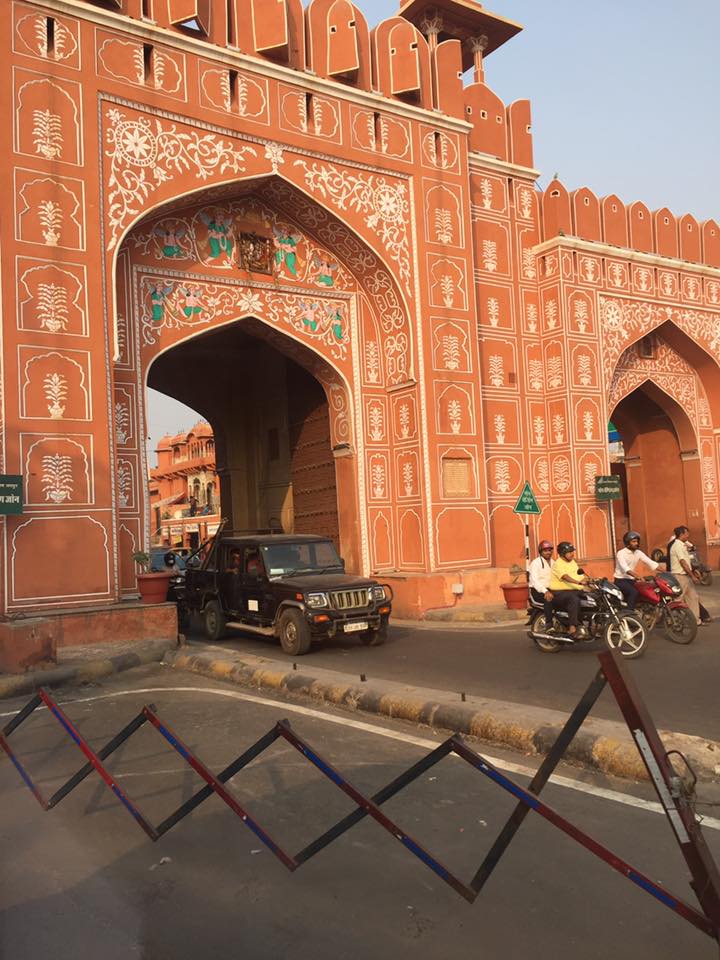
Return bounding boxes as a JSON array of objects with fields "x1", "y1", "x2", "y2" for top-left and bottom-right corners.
[{"x1": 548, "y1": 541, "x2": 589, "y2": 635}]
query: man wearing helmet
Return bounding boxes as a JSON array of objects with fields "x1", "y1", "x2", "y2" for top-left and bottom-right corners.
[
  {"x1": 614, "y1": 531, "x2": 659, "y2": 610},
  {"x1": 548, "y1": 542, "x2": 589, "y2": 635},
  {"x1": 529, "y1": 540, "x2": 555, "y2": 624}
]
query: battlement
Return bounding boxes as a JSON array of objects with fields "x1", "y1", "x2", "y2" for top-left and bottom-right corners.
[
  {"x1": 47, "y1": 0, "x2": 531, "y2": 163},
  {"x1": 540, "y1": 179, "x2": 720, "y2": 270}
]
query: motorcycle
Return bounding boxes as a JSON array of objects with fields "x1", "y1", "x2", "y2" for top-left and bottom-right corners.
[
  {"x1": 634, "y1": 572, "x2": 697, "y2": 644},
  {"x1": 528, "y1": 578, "x2": 646, "y2": 659}
]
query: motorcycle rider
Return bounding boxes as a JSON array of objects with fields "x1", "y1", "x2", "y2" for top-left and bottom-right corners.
[
  {"x1": 528, "y1": 540, "x2": 555, "y2": 627},
  {"x1": 529, "y1": 540, "x2": 555, "y2": 626},
  {"x1": 614, "y1": 531, "x2": 660, "y2": 610},
  {"x1": 548, "y1": 542, "x2": 589, "y2": 636}
]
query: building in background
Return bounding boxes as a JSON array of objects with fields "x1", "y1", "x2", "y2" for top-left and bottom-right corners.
[{"x1": 149, "y1": 422, "x2": 220, "y2": 551}]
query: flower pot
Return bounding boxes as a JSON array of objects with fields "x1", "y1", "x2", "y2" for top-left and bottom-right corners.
[
  {"x1": 500, "y1": 581, "x2": 529, "y2": 610},
  {"x1": 136, "y1": 572, "x2": 172, "y2": 605}
]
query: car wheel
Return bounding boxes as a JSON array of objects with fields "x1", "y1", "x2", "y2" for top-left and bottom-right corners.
[
  {"x1": 203, "y1": 599, "x2": 226, "y2": 642},
  {"x1": 278, "y1": 609, "x2": 312, "y2": 656},
  {"x1": 360, "y1": 624, "x2": 387, "y2": 646}
]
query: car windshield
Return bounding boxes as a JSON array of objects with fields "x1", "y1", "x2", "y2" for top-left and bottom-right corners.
[
  {"x1": 150, "y1": 551, "x2": 186, "y2": 572},
  {"x1": 261, "y1": 540, "x2": 342, "y2": 578}
]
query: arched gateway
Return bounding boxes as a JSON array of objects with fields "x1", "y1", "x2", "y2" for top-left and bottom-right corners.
[{"x1": 2, "y1": 0, "x2": 720, "y2": 628}]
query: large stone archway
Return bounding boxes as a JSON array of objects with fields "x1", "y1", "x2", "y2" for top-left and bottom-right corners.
[{"x1": 111, "y1": 178, "x2": 420, "y2": 592}]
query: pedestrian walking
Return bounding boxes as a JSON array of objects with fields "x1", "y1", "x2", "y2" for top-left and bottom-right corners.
[{"x1": 668, "y1": 526, "x2": 702, "y2": 625}]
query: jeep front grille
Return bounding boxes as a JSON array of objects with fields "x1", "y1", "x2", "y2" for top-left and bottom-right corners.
[{"x1": 330, "y1": 589, "x2": 369, "y2": 611}]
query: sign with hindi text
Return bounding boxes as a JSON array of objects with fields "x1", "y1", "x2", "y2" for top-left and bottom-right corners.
[
  {"x1": 0, "y1": 475, "x2": 23, "y2": 515},
  {"x1": 595, "y1": 475, "x2": 622, "y2": 501}
]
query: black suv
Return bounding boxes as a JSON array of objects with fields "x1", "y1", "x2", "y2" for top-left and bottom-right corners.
[{"x1": 182, "y1": 534, "x2": 392, "y2": 655}]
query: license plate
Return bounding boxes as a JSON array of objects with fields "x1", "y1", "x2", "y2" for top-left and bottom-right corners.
[{"x1": 343, "y1": 621, "x2": 368, "y2": 633}]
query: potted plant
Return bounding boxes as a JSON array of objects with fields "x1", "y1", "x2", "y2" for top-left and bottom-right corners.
[
  {"x1": 133, "y1": 550, "x2": 172, "y2": 605},
  {"x1": 500, "y1": 563, "x2": 529, "y2": 610}
]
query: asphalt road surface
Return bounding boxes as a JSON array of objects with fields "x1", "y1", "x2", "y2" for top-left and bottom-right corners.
[
  {"x1": 193, "y1": 616, "x2": 720, "y2": 742},
  {"x1": 1, "y1": 666, "x2": 719, "y2": 959}
]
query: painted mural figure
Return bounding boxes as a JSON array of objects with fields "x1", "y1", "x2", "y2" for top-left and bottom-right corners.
[
  {"x1": 298, "y1": 299, "x2": 320, "y2": 332},
  {"x1": 323, "y1": 303, "x2": 345, "y2": 342},
  {"x1": 180, "y1": 287, "x2": 204, "y2": 318},
  {"x1": 273, "y1": 226, "x2": 302, "y2": 276},
  {"x1": 155, "y1": 222, "x2": 186, "y2": 258},
  {"x1": 313, "y1": 254, "x2": 338, "y2": 287},
  {"x1": 150, "y1": 282, "x2": 173, "y2": 322},
  {"x1": 200, "y1": 210, "x2": 233, "y2": 261}
]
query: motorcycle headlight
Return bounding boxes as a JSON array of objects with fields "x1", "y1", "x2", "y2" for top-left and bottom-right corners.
[
  {"x1": 305, "y1": 592, "x2": 329, "y2": 609},
  {"x1": 671, "y1": 585, "x2": 682, "y2": 595},
  {"x1": 372, "y1": 585, "x2": 386, "y2": 602}
]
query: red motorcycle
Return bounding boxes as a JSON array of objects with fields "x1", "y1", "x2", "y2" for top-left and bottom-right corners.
[{"x1": 634, "y1": 572, "x2": 697, "y2": 644}]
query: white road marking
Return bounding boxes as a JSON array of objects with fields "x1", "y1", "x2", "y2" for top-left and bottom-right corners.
[{"x1": 2, "y1": 684, "x2": 719, "y2": 831}]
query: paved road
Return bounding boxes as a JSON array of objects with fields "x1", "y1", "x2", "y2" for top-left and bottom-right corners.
[
  {"x1": 194, "y1": 616, "x2": 720, "y2": 742},
  {"x1": 2, "y1": 666, "x2": 718, "y2": 959}
]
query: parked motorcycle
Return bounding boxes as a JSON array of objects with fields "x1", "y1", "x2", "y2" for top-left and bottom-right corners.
[
  {"x1": 528, "y1": 578, "x2": 646, "y2": 659},
  {"x1": 634, "y1": 572, "x2": 697, "y2": 644}
]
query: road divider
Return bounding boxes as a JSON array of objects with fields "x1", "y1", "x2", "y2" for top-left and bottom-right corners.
[{"x1": 164, "y1": 642, "x2": 720, "y2": 784}]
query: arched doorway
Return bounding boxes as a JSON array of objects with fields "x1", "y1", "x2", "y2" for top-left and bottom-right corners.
[
  {"x1": 610, "y1": 382, "x2": 704, "y2": 555},
  {"x1": 147, "y1": 320, "x2": 340, "y2": 544}
]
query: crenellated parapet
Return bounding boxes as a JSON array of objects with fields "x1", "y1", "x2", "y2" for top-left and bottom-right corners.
[
  {"x1": 540, "y1": 179, "x2": 720, "y2": 269},
  {"x1": 54, "y1": 0, "x2": 527, "y2": 146}
]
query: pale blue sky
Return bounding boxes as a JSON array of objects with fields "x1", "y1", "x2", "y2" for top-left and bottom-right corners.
[{"x1": 148, "y1": 0, "x2": 719, "y2": 451}]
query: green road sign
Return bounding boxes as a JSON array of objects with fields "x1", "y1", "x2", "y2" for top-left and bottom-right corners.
[
  {"x1": 595, "y1": 475, "x2": 622, "y2": 501},
  {"x1": 513, "y1": 482, "x2": 541, "y2": 515},
  {"x1": 0, "y1": 475, "x2": 23, "y2": 515}
]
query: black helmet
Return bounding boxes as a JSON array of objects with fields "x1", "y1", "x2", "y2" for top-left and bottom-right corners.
[
  {"x1": 557, "y1": 541, "x2": 575, "y2": 557},
  {"x1": 623, "y1": 531, "x2": 641, "y2": 546},
  {"x1": 163, "y1": 551, "x2": 177, "y2": 567}
]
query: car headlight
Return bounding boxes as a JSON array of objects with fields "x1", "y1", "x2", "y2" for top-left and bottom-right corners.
[
  {"x1": 372, "y1": 585, "x2": 386, "y2": 601},
  {"x1": 305, "y1": 592, "x2": 329, "y2": 609}
]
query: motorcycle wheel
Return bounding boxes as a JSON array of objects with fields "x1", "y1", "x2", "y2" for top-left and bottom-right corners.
[
  {"x1": 529, "y1": 612, "x2": 562, "y2": 653},
  {"x1": 650, "y1": 548, "x2": 667, "y2": 564},
  {"x1": 604, "y1": 614, "x2": 646, "y2": 659},
  {"x1": 700, "y1": 570, "x2": 713, "y2": 587},
  {"x1": 635, "y1": 602, "x2": 657, "y2": 633},
  {"x1": 663, "y1": 606, "x2": 697, "y2": 645}
]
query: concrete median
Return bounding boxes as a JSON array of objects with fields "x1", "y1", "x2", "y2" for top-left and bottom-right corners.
[
  {"x1": 163, "y1": 642, "x2": 720, "y2": 784},
  {"x1": 0, "y1": 638, "x2": 176, "y2": 701}
]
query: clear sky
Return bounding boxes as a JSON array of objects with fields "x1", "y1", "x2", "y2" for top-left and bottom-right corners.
[{"x1": 147, "y1": 0, "x2": 719, "y2": 453}]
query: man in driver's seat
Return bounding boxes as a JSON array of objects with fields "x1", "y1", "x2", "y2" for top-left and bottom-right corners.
[{"x1": 548, "y1": 542, "x2": 589, "y2": 637}]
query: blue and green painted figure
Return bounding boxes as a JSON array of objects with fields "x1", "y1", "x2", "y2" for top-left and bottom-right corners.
[
  {"x1": 150, "y1": 283, "x2": 173, "y2": 322},
  {"x1": 200, "y1": 210, "x2": 233, "y2": 260},
  {"x1": 273, "y1": 227, "x2": 302, "y2": 276}
]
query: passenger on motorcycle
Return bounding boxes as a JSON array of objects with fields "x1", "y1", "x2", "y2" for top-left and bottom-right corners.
[
  {"x1": 548, "y1": 542, "x2": 589, "y2": 636},
  {"x1": 613, "y1": 532, "x2": 659, "y2": 610},
  {"x1": 529, "y1": 540, "x2": 555, "y2": 625}
]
